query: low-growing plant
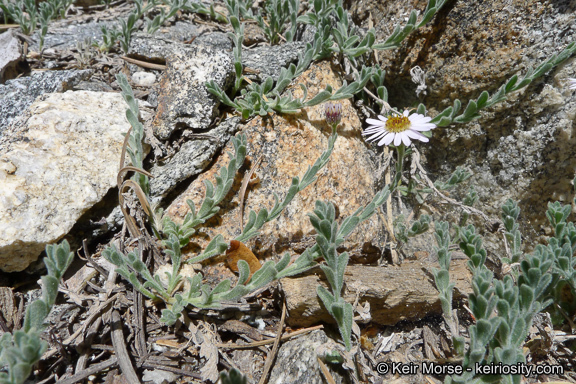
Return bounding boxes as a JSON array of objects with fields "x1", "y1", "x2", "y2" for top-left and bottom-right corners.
[
  {"x1": 1, "y1": 0, "x2": 74, "y2": 49},
  {"x1": 311, "y1": 187, "x2": 390, "y2": 350},
  {"x1": 38, "y1": 1, "x2": 54, "y2": 51},
  {"x1": 103, "y1": 127, "x2": 336, "y2": 324},
  {"x1": 207, "y1": 0, "x2": 451, "y2": 119},
  {"x1": 0, "y1": 0, "x2": 37, "y2": 35},
  {"x1": 105, "y1": 78, "x2": 392, "y2": 353},
  {"x1": 0, "y1": 240, "x2": 74, "y2": 384},
  {"x1": 207, "y1": 52, "x2": 374, "y2": 118},
  {"x1": 97, "y1": 24, "x2": 120, "y2": 52},
  {"x1": 255, "y1": 0, "x2": 299, "y2": 45},
  {"x1": 224, "y1": 0, "x2": 254, "y2": 21},
  {"x1": 447, "y1": 222, "x2": 553, "y2": 384},
  {"x1": 97, "y1": 0, "x2": 157, "y2": 53},
  {"x1": 145, "y1": 0, "x2": 186, "y2": 34},
  {"x1": 105, "y1": 78, "x2": 349, "y2": 326},
  {"x1": 183, "y1": 0, "x2": 227, "y2": 23},
  {"x1": 435, "y1": 167, "x2": 472, "y2": 191},
  {"x1": 330, "y1": 4, "x2": 375, "y2": 64},
  {"x1": 220, "y1": 368, "x2": 248, "y2": 384},
  {"x1": 418, "y1": 42, "x2": 576, "y2": 128},
  {"x1": 228, "y1": 16, "x2": 245, "y2": 95},
  {"x1": 431, "y1": 221, "x2": 458, "y2": 337},
  {"x1": 395, "y1": 214, "x2": 431, "y2": 244},
  {"x1": 74, "y1": 37, "x2": 96, "y2": 69},
  {"x1": 431, "y1": 190, "x2": 576, "y2": 383}
]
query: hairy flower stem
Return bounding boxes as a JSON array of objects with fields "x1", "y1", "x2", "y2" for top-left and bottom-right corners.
[{"x1": 392, "y1": 144, "x2": 406, "y2": 191}]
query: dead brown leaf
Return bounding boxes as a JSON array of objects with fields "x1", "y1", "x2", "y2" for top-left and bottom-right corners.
[{"x1": 226, "y1": 240, "x2": 262, "y2": 281}]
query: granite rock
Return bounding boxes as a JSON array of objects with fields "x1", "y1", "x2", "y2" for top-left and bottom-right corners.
[
  {"x1": 0, "y1": 30, "x2": 22, "y2": 84},
  {"x1": 0, "y1": 69, "x2": 92, "y2": 132},
  {"x1": 149, "y1": 117, "x2": 241, "y2": 198},
  {"x1": 29, "y1": 20, "x2": 119, "y2": 52},
  {"x1": 268, "y1": 330, "x2": 348, "y2": 384},
  {"x1": 350, "y1": 0, "x2": 576, "y2": 249},
  {"x1": 132, "y1": 71, "x2": 156, "y2": 87},
  {"x1": 165, "y1": 61, "x2": 385, "y2": 265},
  {"x1": 0, "y1": 91, "x2": 131, "y2": 272},
  {"x1": 129, "y1": 30, "x2": 232, "y2": 62},
  {"x1": 151, "y1": 42, "x2": 233, "y2": 140},
  {"x1": 243, "y1": 41, "x2": 306, "y2": 81}
]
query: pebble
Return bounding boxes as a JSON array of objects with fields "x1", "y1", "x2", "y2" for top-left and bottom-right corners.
[{"x1": 132, "y1": 71, "x2": 156, "y2": 87}]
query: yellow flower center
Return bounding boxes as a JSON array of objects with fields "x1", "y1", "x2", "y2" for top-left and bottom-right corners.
[{"x1": 386, "y1": 116, "x2": 411, "y2": 133}]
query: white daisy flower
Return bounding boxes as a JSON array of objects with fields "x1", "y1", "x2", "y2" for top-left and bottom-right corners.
[
  {"x1": 569, "y1": 78, "x2": 576, "y2": 90},
  {"x1": 363, "y1": 110, "x2": 436, "y2": 147}
]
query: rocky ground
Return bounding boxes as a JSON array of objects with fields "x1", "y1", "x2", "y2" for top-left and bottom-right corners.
[{"x1": 1, "y1": 0, "x2": 576, "y2": 383}]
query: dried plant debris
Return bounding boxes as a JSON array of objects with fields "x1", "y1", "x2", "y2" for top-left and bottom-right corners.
[{"x1": 1, "y1": 0, "x2": 576, "y2": 383}]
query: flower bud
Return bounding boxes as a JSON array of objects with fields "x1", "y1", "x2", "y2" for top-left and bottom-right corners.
[{"x1": 325, "y1": 102, "x2": 342, "y2": 127}]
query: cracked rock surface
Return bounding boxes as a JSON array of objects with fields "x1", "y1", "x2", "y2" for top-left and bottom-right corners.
[{"x1": 0, "y1": 91, "x2": 133, "y2": 272}]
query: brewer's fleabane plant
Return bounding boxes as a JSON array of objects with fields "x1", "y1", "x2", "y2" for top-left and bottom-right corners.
[
  {"x1": 1, "y1": 0, "x2": 74, "y2": 50},
  {"x1": 568, "y1": 77, "x2": 576, "y2": 90},
  {"x1": 104, "y1": 110, "x2": 348, "y2": 325},
  {"x1": 431, "y1": 220, "x2": 553, "y2": 384},
  {"x1": 419, "y1": 42, "x2": 576, "y2": 127},
  {"x1": 255, "y1": 0, "x2": 299, "y2": 45},
  {"x1": 363, "y1": 110, "x2": 436, "y2": 147},
  {"x1": 501, "y1": 199, "x2": 523, "y2": 268},
  {"x1": 363, "y1": 110, "x2": 436, "y2": 191},
  {"x1": 235, "y1": 116, "x2": 340, "y2": 243},
  {"x1": 431, "y1": 221, "x2": 458, "y2": 337},
  {"x1": 0, "y1": 240, "x2": 74, "y2": 384},
  {"x1": 0, "y1": 0, "x2": 37, "y2": 35},
  {"x1": 434, "y1": 167, "x2": 472, "y2": 191},
  {"x1": 220, "y1": 368, "x2": 248, "y2": 384},
  {"x1": 430, "y1": 194, "x2": 576, "y2": 383},
  {"x1": 324, "y1": 101, "x2": 342, "y2": 128},
  {"x1": 395, "y1": 214, "x2": 431, "y2": 244},
  {"x1": 224, "y1": 0, "x2": 254, "y2": 21},
  {"x1": 208, "y1": 0, "x2": 452, "y2": 119},
  {"x1": 145, "y1": 0, "x2": 186, "y2": 34},
  {"x1": 183, "y1": 0, "x2": 227, "y2": 23},
  {"x1": 116, "y1": 74, "x2": 148, "y2": 195},
  {"x1": 311, "y1": 186, "x2": 391, "y2": 350}
]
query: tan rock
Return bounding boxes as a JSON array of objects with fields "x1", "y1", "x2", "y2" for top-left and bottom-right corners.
[
  {"x1": 281, "y1": 260, "x2": 473, "y2": 327},
  {"x1": 0, "y1": 91, "x2": 132, "y2": 272},
  {"x1": 166, "y1": 61, "x2": 387, "y2": 266}
]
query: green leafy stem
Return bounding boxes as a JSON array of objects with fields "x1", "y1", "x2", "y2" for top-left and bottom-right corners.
[
  {"x1": 419, "y1": 42, "x2": 576, "y2": 127},
  {"x1": 0, "y1": 241, "x2": 74, "y2": 384}
]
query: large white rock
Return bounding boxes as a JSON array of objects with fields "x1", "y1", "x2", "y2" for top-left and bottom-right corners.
[{"x1": 0, "y1": 91, "x2": 131, "y2": 272}]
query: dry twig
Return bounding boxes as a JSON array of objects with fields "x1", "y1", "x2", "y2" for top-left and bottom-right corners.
[
  {"x1": 411, "y1": 148, "x2": 493, "y2": 223},
  {"x1": 258, "y1": 301, "x2": 287, "y2": 384},
  {"x1": 317, "y1": 356, "x2": 337, "y2": 384},
  {"x1": 111, "y1": 309, "x2": 141, "y2": 383},
  {"x1": 55, "y1": 356, "x2": 118, "y2": 384},
  {"x1": 217, "y1": 324, "x2": 324, "y2": 349},
  {"x1": 239, "y1": 154, "x2": 263, "y2": 229},
  {"x1": 120, "y1": 56, "x2": 166, "y2": 71}
]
